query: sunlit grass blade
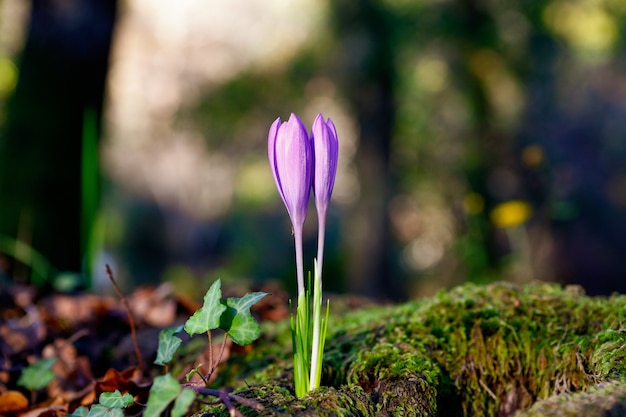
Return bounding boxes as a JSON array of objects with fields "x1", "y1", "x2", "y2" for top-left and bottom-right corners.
[
  {"x1": 313, "y1": 298, "x2": 330, "y2": 391},
  {"x1": 291, "y1": 292, "x2": 310, "y2": 397},
  {"x1": 290, "y1": 265, "x2": 330, "y2": 396},
  {"x1": 309, "y1": 258, "x2": 327, "y2": 390},
  {"x1": 0, "y1": 234, "x2": 55, "y2": 286}
]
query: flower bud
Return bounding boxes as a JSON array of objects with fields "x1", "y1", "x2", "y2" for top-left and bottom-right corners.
[
  {"x1": 268, "y1": 113, "x2": 313, "y2": 229},
  {"x1": 310, "y1": 113, "x2": 338, "y2": 215}
]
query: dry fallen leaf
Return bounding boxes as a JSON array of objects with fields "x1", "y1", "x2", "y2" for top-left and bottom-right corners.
[
  {"x1": 130, "y1": 284, "x2": 177, "y2": 327},
  {"x1": 0, "y1": 278, "x2": 281, "y2": 417},
  {"x1": 40, "y1": 294, "x2": 118, "y2": 329},
  {"x1": 0, "y1": 390, "x2": 29, "y2": 413},
  {"x1": 17, "y1": 398, "x2": 66, "y2": 417},
  {"x1": 96, "y1": 366, "x2": 149, "y2": 396}
]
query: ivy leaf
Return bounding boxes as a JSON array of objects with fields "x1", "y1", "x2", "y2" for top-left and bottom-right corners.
[
  {"x1": 17, "y1": 358, "x2": 56, "y2": 390},
  {"x1": 99, "y1": 389, "x2": 134, "y2": 408},
  {"x1": 184, "y1": 280, "x2": 227, "y2": 336},
  {"x1": 86, "y1": 405, "x2": 123, "y2": 417},
  {"x1": 143, "y1": 374, "x2": 184, "y2": 416},
  {"x1": 185, "y1": 364, "x2": 203, "y2": 382},
  {"x1": 171, "y1": 388, "x2": 196, "y2": 417},
  {"x1": 155, "y1": 325, "x2": 184, "y2": 365},
  {"x1": 67, "y1": 406, "x2": 88, "y2": 417},
  {"x1": 219, "y1": 291, "x2": 268, "y2": 345}
]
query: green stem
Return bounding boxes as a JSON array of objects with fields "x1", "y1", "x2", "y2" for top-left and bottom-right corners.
[
  {"x1": 309, "y1": 210, "x2": 329, "y2": 391},
  {"x1": 316, "y1": 213, "x2": 326, "y2": 270},
  {"x1": 294, "y1": 226, "x2": 305, "y2": 297},
  {"x1": 291, "y1": 291, "x2": 310, "y2": 397},
  {"x1": 309, "y1": 259, "x2": 322, "y2": 390}
]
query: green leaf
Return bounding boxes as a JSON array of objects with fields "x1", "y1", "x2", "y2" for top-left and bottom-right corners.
[
  {"x1": 86, "y1": 405, "x2": 124, "y2": 417},
  {"x1": 291, "y1": 291, "x2": 310, "y2": 397},
  {"x1": 67, "y1": 406, "x2": 89, "y2": 417},
  {"x1": 219, "y1": 291, "x2": 268, "y2": 346},
  {"x1": 17, "y1": 358, "x2": 56, "y2": 390},
  {"x1": 184, "y1": 280, "x2": 227, "y2": 336},
  {"x1": 99, "y1": 389, "x2": 134, "y2": 408},
  {"x1": 143, "y1": 374, "x2": 182, "y2": 416},
  {"x1": 155, "y1": 325, "x2": 184, "y2": 365},
  {"x1": 171, "y1": 388, "x2": 196, "y2": 417},
  {"x1": 185, "y1": 364, "x2": 203, "y2": 382},
  {"x1": 310, "y1": 259, "x2": 329, "y2": 392}
]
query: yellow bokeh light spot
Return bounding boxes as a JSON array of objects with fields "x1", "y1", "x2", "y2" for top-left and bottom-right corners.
[
  {"x1": 490, "y1": 200, "x2": 532, "y2": 228},
  {"x1": 543, "y1": 1, "x2": 618, "y2": 56},
  {"x1": 468, "y1": 49, "x2": 502, "y2": 80},
  {"x1": 463, "y1": 193, "x2": 484, "y2": 215},
  {"x1": 0, "y1": 57, "x2": 18, "y2": 95},
  {"x1": 415, "y1": 58, "x2": 449, "y2": 93},
  {"x1": 467, "y1": 49, "x2": 524, "y2": 126},
  {"x1": 521, "y1": 145, "x2": 544, "y2": 167}
]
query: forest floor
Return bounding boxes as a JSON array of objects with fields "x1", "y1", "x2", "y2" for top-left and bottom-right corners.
[
  {"x1": 0, "y1": 274, "x2": 299, "y2": 416},
  {"x1": 2, "y1": 277, "x2": 626, "y2": 417}
]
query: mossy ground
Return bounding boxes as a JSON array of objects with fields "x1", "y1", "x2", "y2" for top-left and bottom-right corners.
[{"x1": 197, "y1": 281, "x2": 626, "y2": 416}]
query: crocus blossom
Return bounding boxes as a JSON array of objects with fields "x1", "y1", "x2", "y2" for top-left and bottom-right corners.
[
  {"x1": 268, "y1": 113, "x2": 312, "y2": 297},
  {"x1": 268, "y1": 112, "x2": 336, "y2": 397},
  {"x1": 310, "y1": 113, "x2": 339, "y2": 267},
  {"x1": 311, "y1": 114, "x2": 339, "y2": 213}
]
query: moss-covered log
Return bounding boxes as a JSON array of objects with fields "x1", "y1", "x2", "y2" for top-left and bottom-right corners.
[{"x1": 197, "y1": 282, "x2": 626, "y2": 416}]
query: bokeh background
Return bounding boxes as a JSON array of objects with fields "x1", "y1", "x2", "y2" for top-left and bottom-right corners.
[{"x1": 1, "y1": 0, "x2": 626, "y2": 300}]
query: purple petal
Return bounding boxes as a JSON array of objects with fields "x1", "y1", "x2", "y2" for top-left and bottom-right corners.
[
  {"x1": 273, "y1": 113, "x2": 312, "y2": 228},
  {"x1": 268, "y1": 117, "x2": 288, "y2": 208},
  {"x1": 311, "y1": 114, "x2": 339, "y2": 214}
]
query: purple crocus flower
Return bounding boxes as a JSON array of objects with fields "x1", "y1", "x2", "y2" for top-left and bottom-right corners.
[
  {"x1": 268, "y1": 113, "x2": 313, "y2": 296},
  {"x1": 310, "y1": 113, "x2": 338, "y2": 268}
]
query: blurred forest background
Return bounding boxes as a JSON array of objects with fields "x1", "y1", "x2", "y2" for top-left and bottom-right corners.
[{"x1": 1, "y1": 0, "x2": 626, "y2": 300}]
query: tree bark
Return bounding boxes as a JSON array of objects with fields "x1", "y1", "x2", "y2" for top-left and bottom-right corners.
[
  {"x1": 0, "y1": 0, "x2": 117, "y2": 281},
  {"x1": 331, "y1": 1, "x2": 398, "y2": 299}
]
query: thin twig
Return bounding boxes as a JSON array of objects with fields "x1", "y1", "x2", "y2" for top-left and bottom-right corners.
[
  {"x1": 479, "y1": 378, "x2": 498, "y2": 401},
  {"x1": 220, "y1": 391, "x2": 243, "y2": 417},
  {"x1": 198, "y1": 368, "x2": 210, "y2": 386},
  {"x1": 216, "y1": 333, "x2": 229, "y2": 367},
  {"x1": 228, "y1": 393, "x2": 266, "y2": 411},
  {"x1": 183, "y1": 386, "x2": 265, "y2": 412},
  {"x1": 105, "y1": 264, "x2": 143, "y2": 370},
  {"x1": 194, "y1": 397, "x2": 222, "y2": 406},
  {"x1": 206, "y1": 330, "x2": 214, "y2": 382},
  {"x1": 207, "y1": 333, "x2": 229, "y2": 379}
]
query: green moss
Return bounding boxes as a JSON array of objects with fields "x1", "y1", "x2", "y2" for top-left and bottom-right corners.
[
  {"x1": 517, "y1": 381, "x2": 626, "y2": 417},
  {"x1": 197, "y1": 282, "x2": 626, "y2": 416},
  {"x1": 302, "y1": 385, "x2": 375, "y2": 416}
]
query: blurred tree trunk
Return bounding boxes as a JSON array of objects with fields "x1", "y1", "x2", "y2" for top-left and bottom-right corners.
[
  {"x1": 0, "y1": 0, "x2": 117, "y2": 282},
  {"x1": 454, "y1": 0, "x2": 519, "y2": 275},
  {"x1": 331, "y1": 1, "x2": 399, "y2": 299}
]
